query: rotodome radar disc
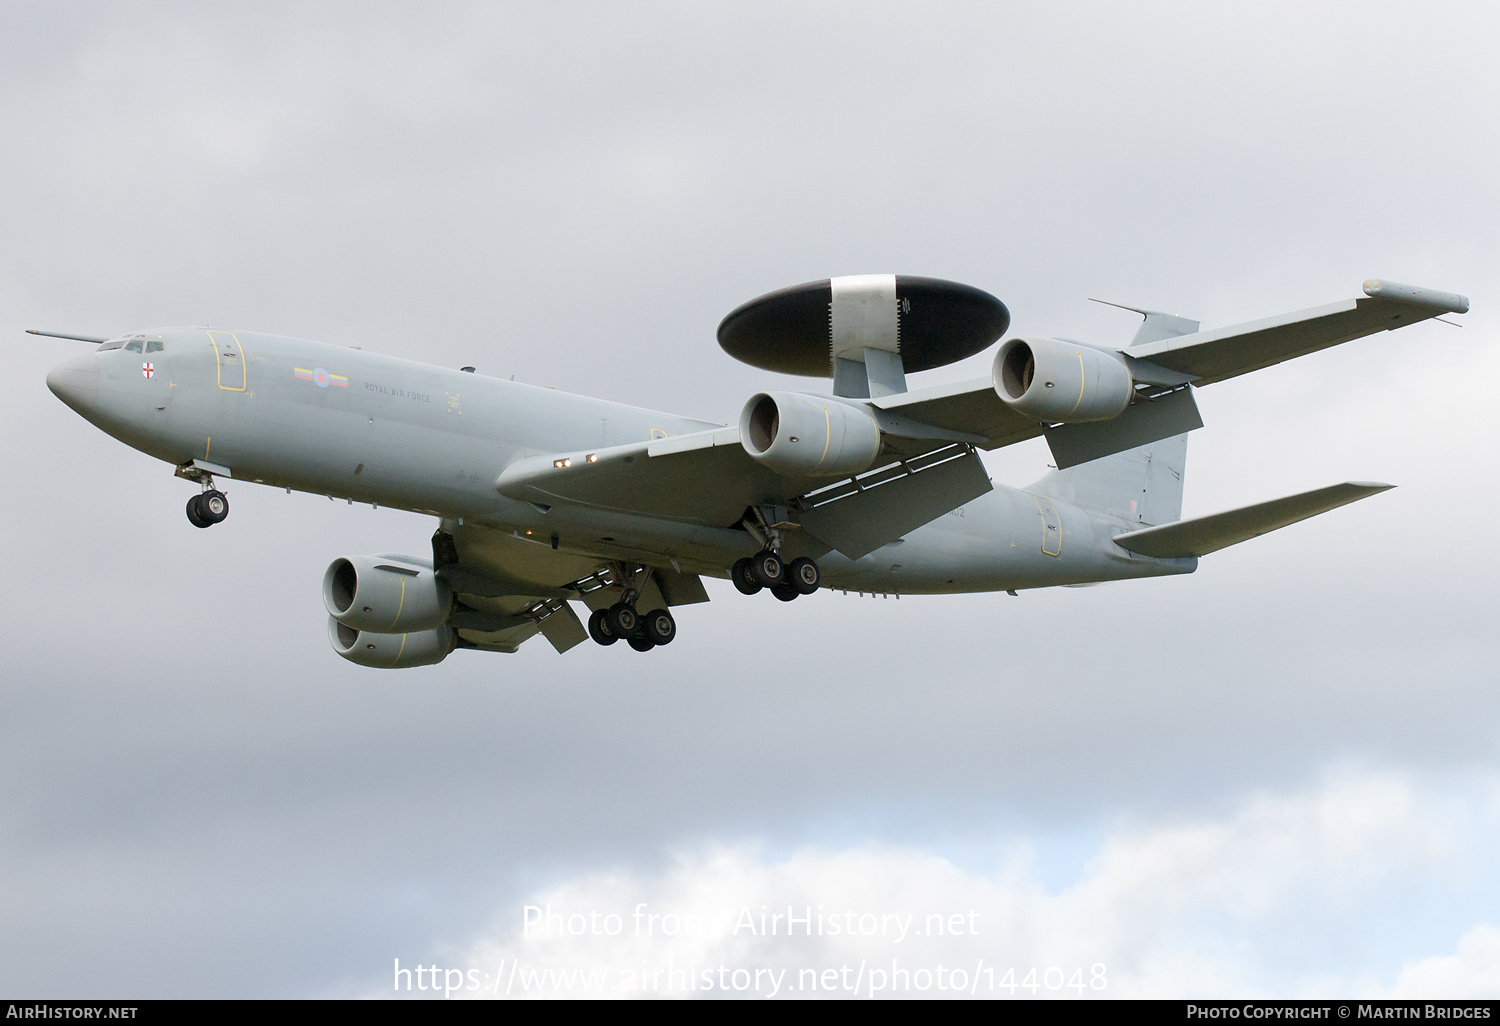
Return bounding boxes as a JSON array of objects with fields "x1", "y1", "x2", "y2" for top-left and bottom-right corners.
[{"x1": 716, "y1": 275, "x2": 1010, "y2": 378}]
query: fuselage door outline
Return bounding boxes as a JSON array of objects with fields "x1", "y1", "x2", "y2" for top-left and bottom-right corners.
[
  {"x1": 207, "y1": 331, "x2": 247, "y2": 391},
  {"x1": 1034, "y1": 496, "x2": 1062, "y2": 557}
]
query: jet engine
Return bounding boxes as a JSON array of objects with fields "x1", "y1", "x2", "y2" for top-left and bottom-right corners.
[
  {"x1": 327, "y1": 616, "x2": 455, "y2": 668},
  {"x1": 992, "y1": 337, "x2": 1134, "y2": 423},
  {"x1": 322, "y1": 554, "x2": 454, "y2": 633},
  {"x1": 739, "y1": 391, "x2": 883, "y2": 477}
]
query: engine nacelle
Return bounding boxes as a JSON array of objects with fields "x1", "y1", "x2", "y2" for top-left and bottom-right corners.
[
  {"x1": 322, "y1": 554, "x2": 453, "y2": 633},
  {"x1": 327, "y1": 616, "x2": 455, "y2": 668},
  {"x1": 992, "y1": 337, "x2": 1134, "y2": 423},
  {"x1": 739, "y1": 391, "x2": 883, "y2": 477}
]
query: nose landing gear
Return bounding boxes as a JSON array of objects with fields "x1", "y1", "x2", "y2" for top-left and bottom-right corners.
[
  {"x1": 176, "y1": 461, "x2": 231, "y2": 529},
  {"x1": 186, "y1": 489, "x2": 230, "y2": 528}
]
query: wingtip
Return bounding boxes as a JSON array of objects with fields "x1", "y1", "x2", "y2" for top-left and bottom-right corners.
[
  {"x1": 1362, "y1": 280, "x2": 1469, "y2": 314},
  {"x1": 1346, "y1": 481, "x2": 1396, "y2": 492}
]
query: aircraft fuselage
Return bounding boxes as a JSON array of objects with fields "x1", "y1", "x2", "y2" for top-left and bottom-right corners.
[{"x1": 46, "y1": 326, "x2": 1194, "y2": 597}]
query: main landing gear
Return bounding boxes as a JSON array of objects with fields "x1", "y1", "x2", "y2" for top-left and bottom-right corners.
[
  {"x1": 588, "y1": 603, "x2": 676, "y2": 652},
  {"x1": 732, "y1": 551, "x2": 820, "y2": 602},
  {"x1": 731, "y1": 507, "x2": 819, "y2": 602},
  {"x1": 587, "y1": 565, "x2": 676, "y2": 652}
]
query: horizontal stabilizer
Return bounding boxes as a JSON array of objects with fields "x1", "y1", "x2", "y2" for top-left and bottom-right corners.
[{"x1": 1111, "y1": 481, "x2": 1393, "y2": 558}]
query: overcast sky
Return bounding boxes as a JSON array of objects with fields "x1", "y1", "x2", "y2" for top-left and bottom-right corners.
[{"x1": 1, "y1": 1, "x2": 1497, "y2": 999}]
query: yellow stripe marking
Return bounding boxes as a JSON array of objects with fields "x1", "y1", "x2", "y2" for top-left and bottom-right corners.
[
  {"x1": 387, "y1": 577, "x2": 407, "y2": 631},
  {"x1": 1068, "y1": 351, "x2": 1086, "y2": 416},
  {"x1": 818, "y1": 406, "x2": 832, "y2": 468}
]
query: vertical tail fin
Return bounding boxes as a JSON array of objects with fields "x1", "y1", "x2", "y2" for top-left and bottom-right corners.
[{"x1": 1031, "y1": 432, "x2": 1188, "y2": 526}]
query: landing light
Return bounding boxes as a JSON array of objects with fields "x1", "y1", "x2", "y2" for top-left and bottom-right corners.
[
  {"x1": 554, "y1": 458, "x2": 571, "y2": 468},
  {"x1": 586, "y1": 453, "x2": 597, "y2": 463}
]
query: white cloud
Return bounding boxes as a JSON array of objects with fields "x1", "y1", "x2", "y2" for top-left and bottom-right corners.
[
  {"x1": 1389, "y1": 926, "x2": 1500, "y2": 999},
  {"x1": 408, "y1": 769, "x2": 1500, "y2": 999}
]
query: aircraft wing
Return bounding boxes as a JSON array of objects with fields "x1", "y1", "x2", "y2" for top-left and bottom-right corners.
[
  {"x1": 872, "y1": 376, "x2": 1205, "y2": 470},
  {"x1": 869, "y1": 377, "x2": 1042, "y2": 450},
  {"x1": 1124, "y1": 280, "x2": 1468, "y2": 386},
  {"x1": 496, "y1": 426, "x2": 810, "y2": 526},
  {"x1": 876, "y1": 279, "x2": 1467, "y2": 468},
  {"x1": 496, "y1": 427, "x2": 995, "y2": 558}
]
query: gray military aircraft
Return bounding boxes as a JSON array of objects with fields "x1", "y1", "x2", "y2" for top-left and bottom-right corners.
[{"x1": 37, "y1": 274, "x2": 1468, "y2": 666}]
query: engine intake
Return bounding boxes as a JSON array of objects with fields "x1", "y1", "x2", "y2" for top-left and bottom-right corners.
[
  {"x1": 993, "y1": 337, "x2": 1134, "y2": 423},
  {"x1": 322, "y1": 554, "x2": 453, "y2": 633},
  {"x1": 327, "y1": 616, "x2": 455, "y2": 668},
  {"x1": 739, "y1": 391, "x2": 882, "y2": 478}
]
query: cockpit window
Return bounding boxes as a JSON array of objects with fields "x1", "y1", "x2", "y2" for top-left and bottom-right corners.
[
  {"x1": 125, "y1": 340, "x2": 144, "y2": 353},
  {"x1": 145, "y1": 340, "x2": 163, "y2": 353},
  {"x1": 99, "y1": 340, "x2": 125, "y2": 351}
]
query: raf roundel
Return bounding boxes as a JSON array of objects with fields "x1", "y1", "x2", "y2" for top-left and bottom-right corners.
[{"x1": 295, "y1": 366, "x2": 350, "y2": 388}]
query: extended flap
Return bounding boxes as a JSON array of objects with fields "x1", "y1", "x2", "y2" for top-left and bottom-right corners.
[{"x1": 799, "y1": 446, "x2": 993, "y2": 559}]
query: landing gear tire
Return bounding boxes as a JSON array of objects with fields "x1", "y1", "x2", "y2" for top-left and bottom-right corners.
[
  {"x1": 588, "y1": 608, "x2": 618, "y2": 646},
  {"x1": 750, "y1": 550, "x2": 784, "y2": 589},
  {"x1": 771, "y1": 583, "x2": 800, "y2": 602},
  {"x1": 787, "y1": 557, "x2": 820, "y2": 595},
  {"x1": 641, "y1": 608, "x2": 676, "y2": 646},
  {"x1": 185, "y1": 494, "x2": 212, "y2": 529},
  {"x1": 605, "y1": 602, "x2": 637, "y2": 637},
  {"x1": 626, "y1": 632, "x2": 656, "y2": 652},
  {"x1": 200, "y1": 489, "x2": 229, "y2": 524},
  {"x1": 731, "y1": 557, "x2": 762, "y2": 595}
]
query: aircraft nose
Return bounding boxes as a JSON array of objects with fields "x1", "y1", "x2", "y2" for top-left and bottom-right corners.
[{"x1": 46, "y1": 352, "x2": 100, "y2": 415}]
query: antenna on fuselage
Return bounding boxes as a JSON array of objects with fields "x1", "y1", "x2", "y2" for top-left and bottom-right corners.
[{"x1": 1087, "y1": 297, "x2": 1147, "y2": 316}]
